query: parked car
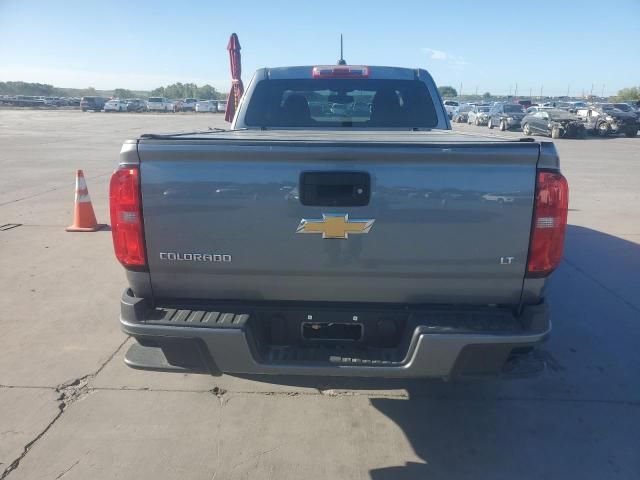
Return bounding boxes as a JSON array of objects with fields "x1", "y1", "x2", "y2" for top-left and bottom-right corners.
[
  {"x1": 526, "y1": 106, "x2": 554, "y2": 114},
  {"x1": 43, "y1": 97, "x2": 61, "y2": 107},
  {"x1": 556, "y1": 101, "x2": 587, "y2": 113},
  {"x1": 481, "y1": 193, "x2": 515, "y2": 203},
  {"x1": 451, "y1": 104, "x2": 472, "y2": 123},
  {"x1": 613, "y1": 103, "x2": 640, "y2": 122},
  {"x1": 181, "y1": 98, "x2": 198, "y2": 112},
  {"x1": 66, "y1": 97, "x2": 81, "y2": 107},
  {"x1": 104, "y1": 98, "x2": 128, "y2": 112},
  {"x1": 521, "y1": 109, "x2": 586, "y2": 139},
  {"x1": 488, "y1": 103, "x2": 526, "y2": 130},
  {"x1": 196, "y1": 100, "x2": 217, "y2": 112},
  {"x1": 147, "y1": 97, "x2": 173, "y2": 112},
  {"x1": 125, "y1": 99, "x2": 147, "y2": 112},
  {"x1": 217, "y1": 100, "x2": 227, "y2": 113},
  {"x1": 12, "y1": 95, "x2": 44, "y2": 107},
  {"x1": 80, "y1": 96, "x2": 107, "y2": 112},
  {"x1": 576, "y1": 104, "x2": 638, "y2": 137},
  {"x1": 467, "y1": 105, "x2": 491, "y2": 126},
  {"x1": 112, "y1": 64, "x2": 566, "y2": 381},
  {"x1": 443, "y1": 100, "x2": 459, "y2": 119}
]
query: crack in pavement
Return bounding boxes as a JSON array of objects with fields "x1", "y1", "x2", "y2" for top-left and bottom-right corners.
[
  {"x1": 229, "y1": 444, "x2": 286, "y2": 472},
  {"x1": 209, "y1": 391, "x2": 225, "y2": 480},
  {"x1": 2, "y1": 383, "x2": 640, "y2": 405},
  {"x1": 0, "y1": 337, "x2": 129, "y2": 480},
  {"x1": 54, "y1": 457, "x2": 81, "y2": 479},
  {"x1": 0, "y1": 385, "x2": 57, "y2": 390}
]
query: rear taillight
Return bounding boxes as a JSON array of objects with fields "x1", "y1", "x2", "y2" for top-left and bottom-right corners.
[
  {"x1": 526, "y1": 171, "x2": 569, "y2": 277},
  {"x1": 109, "y1": 167, "x2": 146, "y2": 268},
  {"x1": 312, "y1": 65, "x2": 369, "y2": 78}
]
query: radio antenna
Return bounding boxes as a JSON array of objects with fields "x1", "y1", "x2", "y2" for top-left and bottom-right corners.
[{"x1": 337, "y1": 34, "x2": 346, "y2": 65}]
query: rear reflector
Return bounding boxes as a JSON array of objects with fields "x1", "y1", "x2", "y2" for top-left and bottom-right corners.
[
  {"x1": 109, "y1": 167, "x2": 146, "y2": 268},
  {"x1": 312, "y1": 65, "x2": 369, "y2": 78},
  {"x1": 526, "y1": 171, "x2": 569, "y2": 277}
]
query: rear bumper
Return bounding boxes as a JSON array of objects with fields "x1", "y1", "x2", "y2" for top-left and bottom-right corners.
[{"x1": 120, "y1": 289, "x2": 551, "y2": 379}]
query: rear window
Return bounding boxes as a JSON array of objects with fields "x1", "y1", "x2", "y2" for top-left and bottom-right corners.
[
  {"x1": 245, "y1": 79, "x2": 438, "y2": 128},
  {"x1": 81, "y1": 96, "x2": 95, "y2": 102},
  {"x1": 148, "y1": 97, "x2": 162, "y2": 102}
]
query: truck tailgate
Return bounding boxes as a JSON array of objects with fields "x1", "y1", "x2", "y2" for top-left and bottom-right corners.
[{"x1": 138, "y1": 138, "x2": 539, "y2": 305}]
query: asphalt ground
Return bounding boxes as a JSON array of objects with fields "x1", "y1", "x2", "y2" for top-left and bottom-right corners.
[{"x1": 0, "y1": 110, "x2": 639, "y2": 479}]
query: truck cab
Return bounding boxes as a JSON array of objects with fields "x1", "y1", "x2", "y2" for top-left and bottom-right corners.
[{"x1": 232, "y1": 65, "x2": 449, "y2": 130}]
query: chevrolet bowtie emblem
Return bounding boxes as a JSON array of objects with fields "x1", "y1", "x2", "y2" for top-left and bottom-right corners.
[{"x1": 296, "y1": 214, "x2": 375, "y2": 239}]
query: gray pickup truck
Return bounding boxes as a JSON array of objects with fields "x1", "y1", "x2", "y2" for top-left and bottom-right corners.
[{"x1": 110, "y1": 65, "x2": 568, "y2": 379}]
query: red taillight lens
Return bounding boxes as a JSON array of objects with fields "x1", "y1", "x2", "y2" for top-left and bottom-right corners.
[
  {"x1": 109, "y1": 167, "x2": 146, "y2": 268},
  {"x1": 312, "y1": 65, "x2": 370, "y2": 78},
  {"x1": 526, "y1": 171, "x2": 569, "y2": 277}
]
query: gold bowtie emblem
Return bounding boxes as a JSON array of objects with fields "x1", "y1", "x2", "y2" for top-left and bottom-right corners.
[{"x1": 296, "y1": 214, "x2": 375, "y2": 239}]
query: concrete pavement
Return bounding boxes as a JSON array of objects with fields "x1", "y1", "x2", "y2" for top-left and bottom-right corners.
[{"x1": 1, "y1": 110, "x2": 638, "y2": 479}]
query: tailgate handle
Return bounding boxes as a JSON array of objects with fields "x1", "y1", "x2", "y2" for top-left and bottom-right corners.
[{"x1": 300, "y1": 171, "x2": 370, "y2": 207}]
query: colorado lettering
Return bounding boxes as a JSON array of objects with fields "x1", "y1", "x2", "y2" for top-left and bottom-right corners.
[{"x1": 159, "y1": 252, "x2": 232, "y2": 262}]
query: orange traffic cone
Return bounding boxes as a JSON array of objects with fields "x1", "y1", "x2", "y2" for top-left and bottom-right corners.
[{"x1": 65, "y1": 170, "x2": 106, "y2": 232}]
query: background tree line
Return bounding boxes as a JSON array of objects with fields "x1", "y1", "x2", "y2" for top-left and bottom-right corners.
[
  {"x1": 0, "y1": 81, "x2": 226, "y2": 100},
  {"x1": 616, "y1": 87, "x2": 640, "y2": 101},
  {"x1": 2, "y1": 80, "x2": 637, "y2": 102},
  {"x1": 149, "y1": 83, "x2": 224, "y2": 100},
  {"x1": 0, "y1": 81, "x2": 60, "y2": 96}
]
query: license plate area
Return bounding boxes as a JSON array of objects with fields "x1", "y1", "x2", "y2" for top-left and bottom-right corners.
[{"x1": 302, "y1": 322, "x2": 363, "y2": 342}]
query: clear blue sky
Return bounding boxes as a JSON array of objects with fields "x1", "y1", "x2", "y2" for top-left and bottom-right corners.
[{"x1": 1, "y1": 0, "x2": 638, "y2": 96}]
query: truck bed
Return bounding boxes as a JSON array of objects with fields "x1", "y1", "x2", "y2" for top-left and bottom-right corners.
[{"x1": 127, "y1": 130, "x2": 553, "y2": 306}]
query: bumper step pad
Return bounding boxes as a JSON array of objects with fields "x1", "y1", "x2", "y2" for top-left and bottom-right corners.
[{"x1": 142, "y1": 307, "x2": 249, "y2": 329}]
